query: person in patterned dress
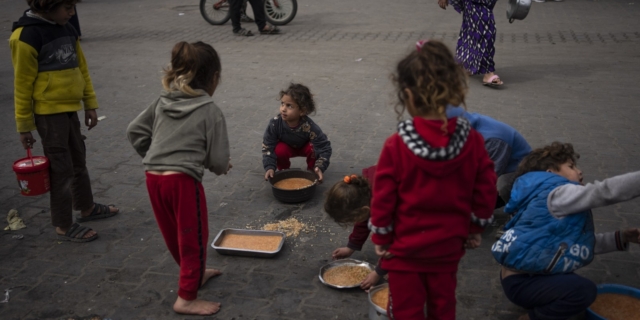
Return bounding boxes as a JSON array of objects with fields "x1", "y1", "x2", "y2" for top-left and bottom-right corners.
[{"x1": 438, "y1": 0, "x2": 504, "y2": 87}]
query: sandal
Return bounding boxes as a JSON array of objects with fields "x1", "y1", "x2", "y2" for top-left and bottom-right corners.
[
  {"x1": 482, "y1": 74, "x2": 503, "y2": 87},
  {"x1": 76, "y1": 203, "x2": 119, "y2": 222},
  {"x1": 233, "y1": 28, "x2": 254, "y2": 37},
  {"x1": 57, "y1": 223, "x2": 98, "y2": 243},
  {"x1": 260, "y1": 25, "x2": 280, "y2": 35}
]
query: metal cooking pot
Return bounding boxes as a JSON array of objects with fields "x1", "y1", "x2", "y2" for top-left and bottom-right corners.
[
  {"x1": 368, "y1": 284, "x2": 389, "y2": 320},
  {"x1": 269, "y1": 168, "x2": 318, "y2": 203},
  {"x1": 506, "y1": 0, "x2": 532, "y2": 23}
]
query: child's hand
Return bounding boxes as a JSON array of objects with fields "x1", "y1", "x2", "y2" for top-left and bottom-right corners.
[
  {"x1": 332, "y1": 247, "x2": 355, "y2": 260},
  {"x1": 264, "y1": 169, "x2": 274, "y2": 180},
  {"x1": 19, "y1": 132, "x2": 36, "y2": 149},
  {"x1": 464, "y1": 233, "x2": 482, "y2": 249},
  {"x1": 375, "y1": 244, "x2": 394, "y2": 259},
  {"x1": 360, "y1": 271, "x2": 381, "y2": 291},
  {"x1": 314, "y1": 167, "x2": 323, "y2": 183},
  {"x1": 623, "y1": 228, "x2": 640, "y2": 244},
  {"x1": 85, "y1": 109, "x2": 98, "y2": 130},
  {"x1": 438, "y1": 0, "x2": 449, "y2": 9}
]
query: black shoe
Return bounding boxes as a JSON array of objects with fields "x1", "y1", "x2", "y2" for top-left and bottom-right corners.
[{"x1": 241, "y1": 13, "x2": 254, "y2": 22}]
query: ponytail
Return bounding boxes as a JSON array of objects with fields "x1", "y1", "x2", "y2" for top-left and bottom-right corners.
[{"x1": 162, "y1": 41, "x2": 221, "y2": 96}]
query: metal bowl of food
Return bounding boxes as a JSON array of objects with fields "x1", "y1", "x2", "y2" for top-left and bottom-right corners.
[
  {"x1": 269, "y1": 168, "x2": 318, "y2": 203},
  {"x1": 318, "y1": 258, "x2": 375, "y2": 289},
  {"x1": 368, "y1": 283, "x2": 390, "y2": 320}
]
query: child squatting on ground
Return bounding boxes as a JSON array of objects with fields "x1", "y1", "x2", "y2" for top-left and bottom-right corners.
[
  {"x1": 445, "y1": 105, "x2": 531, "y2": 209},
  {"x1": 127, "y1": 41, "x2": 232, "y2": 316},
  {"x1": 368, "y1": 40, "x2": 498, "y2": 320},
  {"x1": 492, "y1": 142, "x2": 640, "y2": 320},
  {"x1": 324, "y1": 166, "x2": 386, "y2": 291},
  {"x1": 10, "y1": 0, "x2": 119, "y2": 242},
  {"x1": 262, "y1": 83, "x2": 332, "y2": 182}
]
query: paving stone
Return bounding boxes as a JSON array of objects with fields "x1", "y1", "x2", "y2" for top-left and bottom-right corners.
[
  {"x1": 234, "y1": 272, "x2": 286, "y2": 299},
  {"x1": 1, "y1": 0, "x2": 640, "y2": 318},
  {"x1": 216, "y1": 296, "x2": 272, "y2": 319}
]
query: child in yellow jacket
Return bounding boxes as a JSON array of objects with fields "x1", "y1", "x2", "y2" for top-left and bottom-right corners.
[{"x1": 10, "y1": 0, "x2": 118, "y2": 242}]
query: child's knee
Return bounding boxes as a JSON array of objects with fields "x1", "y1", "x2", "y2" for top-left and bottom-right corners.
[
  {"x1": 578, "y1": 280, "x2": 597, "y2": 306},
  {"x1": 274, "y1": 142, "x2": 290, "y2": 157},
  {"x1": 569, "y1": 278, "x2": 597, "y2": 308}
]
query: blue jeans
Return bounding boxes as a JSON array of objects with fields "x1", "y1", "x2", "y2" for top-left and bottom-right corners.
[{"x1": 501, "y1": 272, "x2": 597, "y2": 320}]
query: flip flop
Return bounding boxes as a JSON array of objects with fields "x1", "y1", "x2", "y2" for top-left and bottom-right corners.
[
  {"x1": 57, "y1": 223, "x2": 98, "y2": 243},
  {"x1": 482, "y1": 75, "x2": 503, "y2": 87},
  {"x1": 260, "y1": 25, "x2": 281, "y2": 35},
  {"x1": 76, "y1": 203, "x2": 119, "y2": 222}
]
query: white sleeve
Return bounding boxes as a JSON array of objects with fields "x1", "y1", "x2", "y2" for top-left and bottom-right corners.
[
  {"x1": 547, "y1": 171, "x2": 640, "y2": 218},
  {"x1": 594, "y1": 231, "x2": 628, "y2": 254}
]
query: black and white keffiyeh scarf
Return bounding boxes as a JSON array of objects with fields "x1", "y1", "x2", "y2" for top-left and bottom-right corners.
[{"x1": 397, "y1": 117, "x2": 471, "y2": 161}]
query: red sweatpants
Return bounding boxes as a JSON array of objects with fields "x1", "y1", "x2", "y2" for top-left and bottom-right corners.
[
  {"x1": 275, "y1": 141, "x2": 315, "y2": 170},
  {"x1": 387, "y1": 270, "x2": 457, "y2": 320},
  {"x1": 145, "y1": 172, "x2": 209, "y2": 301}
]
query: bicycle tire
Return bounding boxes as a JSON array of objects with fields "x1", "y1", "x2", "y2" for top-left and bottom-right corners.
[
  {"x1": 264, "y1": 0, "x2": 297, "y2": 26},
  {"x1": 200, "y1": 0, "x2": 232, "y2": 25}
]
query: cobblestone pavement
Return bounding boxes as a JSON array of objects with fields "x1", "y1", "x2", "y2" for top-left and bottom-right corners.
[{"x1": 1, "y1": 0, "x2": 640, "y2": 319}]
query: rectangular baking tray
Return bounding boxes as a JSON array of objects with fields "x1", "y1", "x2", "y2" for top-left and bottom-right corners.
[{"x1": 211, "y1": 228, "x2": 285, "y2": 258}]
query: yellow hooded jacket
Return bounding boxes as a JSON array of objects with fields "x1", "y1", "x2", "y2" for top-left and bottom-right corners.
[{"x1": 10, "y1": 11, "x2": 98, "y2": 133}]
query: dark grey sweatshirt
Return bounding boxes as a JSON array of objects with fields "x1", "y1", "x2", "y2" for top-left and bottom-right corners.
[{"x1": 127, "y1": 90, "x2": 230, "y2": 181}]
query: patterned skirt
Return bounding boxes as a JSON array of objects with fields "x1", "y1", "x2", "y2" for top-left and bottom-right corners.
[{"x1": 450, "y1": 0, "x2": 498, "y2": 75}]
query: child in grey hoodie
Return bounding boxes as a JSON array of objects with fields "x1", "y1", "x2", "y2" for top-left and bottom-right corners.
[{"x1": 127, "y1": 41, "x2": 230, "y2": 316}]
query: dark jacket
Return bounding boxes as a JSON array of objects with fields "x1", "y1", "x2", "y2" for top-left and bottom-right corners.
[{"x1": 262, "y1": 114, "x2": 332, "y2": 172}]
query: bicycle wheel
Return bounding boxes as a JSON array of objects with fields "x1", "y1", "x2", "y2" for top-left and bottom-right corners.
[
  {"x1": 200, "y1": 0, "x2": 232, "y2": 25},
  {"x1": 264, "y1": 0, "x2": 297, "y2": 25}
]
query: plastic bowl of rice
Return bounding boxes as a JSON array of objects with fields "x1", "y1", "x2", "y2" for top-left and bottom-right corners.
[{"x1": 586, "y1": 283, "x2": 640, "y2": 320}]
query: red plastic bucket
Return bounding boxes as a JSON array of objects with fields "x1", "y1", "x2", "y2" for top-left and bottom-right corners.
[{"x1": 12, "y1": 149, "x2": 50, "y2": 196}]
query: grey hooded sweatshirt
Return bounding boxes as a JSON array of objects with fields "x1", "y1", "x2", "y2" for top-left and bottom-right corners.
[{"x1": 127, "y1": 89, "x2": 230, "y2": 181}]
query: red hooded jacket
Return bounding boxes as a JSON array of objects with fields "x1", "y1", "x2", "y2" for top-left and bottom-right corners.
[{"x1": 370, "y1": 116, "x2": 497, "y2": 273}]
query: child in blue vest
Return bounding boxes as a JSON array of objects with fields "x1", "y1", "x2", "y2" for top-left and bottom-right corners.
[{"x1": 492, "y1": 142, "x2": 640, "y2": 320}]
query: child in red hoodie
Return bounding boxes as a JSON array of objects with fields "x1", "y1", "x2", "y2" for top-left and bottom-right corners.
[{"x1": 369, "y1": 40, "x2": 497, "y2": 320}]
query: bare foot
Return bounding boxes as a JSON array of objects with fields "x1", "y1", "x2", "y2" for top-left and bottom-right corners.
[
  {"x1": 518, "y1": 314, "x2": 530, "y2": 320},
  {"x1": 56, "y1": 226, "x2": 97, "y2": 239},
  {"x1": 201, "y1": 268, "x2": 222, "y2": 286},
  {"x1": 173, "y1": 296, "x2": 221, "y2": 315}
]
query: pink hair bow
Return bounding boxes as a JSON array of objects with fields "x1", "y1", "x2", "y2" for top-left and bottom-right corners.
[{"x1": 416, "y1": 39, "x2": 429, "y2": 51}]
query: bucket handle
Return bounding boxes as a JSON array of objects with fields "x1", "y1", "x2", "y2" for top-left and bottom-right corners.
[{"x1": 26, "y1": 148, "x2": 35, "y2": 167}]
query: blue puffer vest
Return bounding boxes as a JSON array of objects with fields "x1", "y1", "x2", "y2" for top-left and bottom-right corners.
[{"x1": 492, "y1": 171, "x2": 595, "y2": 274}]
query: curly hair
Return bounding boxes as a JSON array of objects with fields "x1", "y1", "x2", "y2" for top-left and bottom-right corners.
[
  {"x1": 392, "y1": 40, "x2": 467, "y2": 126},
  {"x1": 279, "y1": 83, "x2": 316, "y2": 116},
  {"x1": 27, "y1": 0, "x2": 78, "y2": 13},
  {"x1": 324, "y1": 175, "x2": 371, "y2": 225},
  {"x1": 515, "y1": 142, "x2": 580, "y2": 178},
  {"x1": 162, "y1": 41, "x2": 221, "y2": 96}
]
